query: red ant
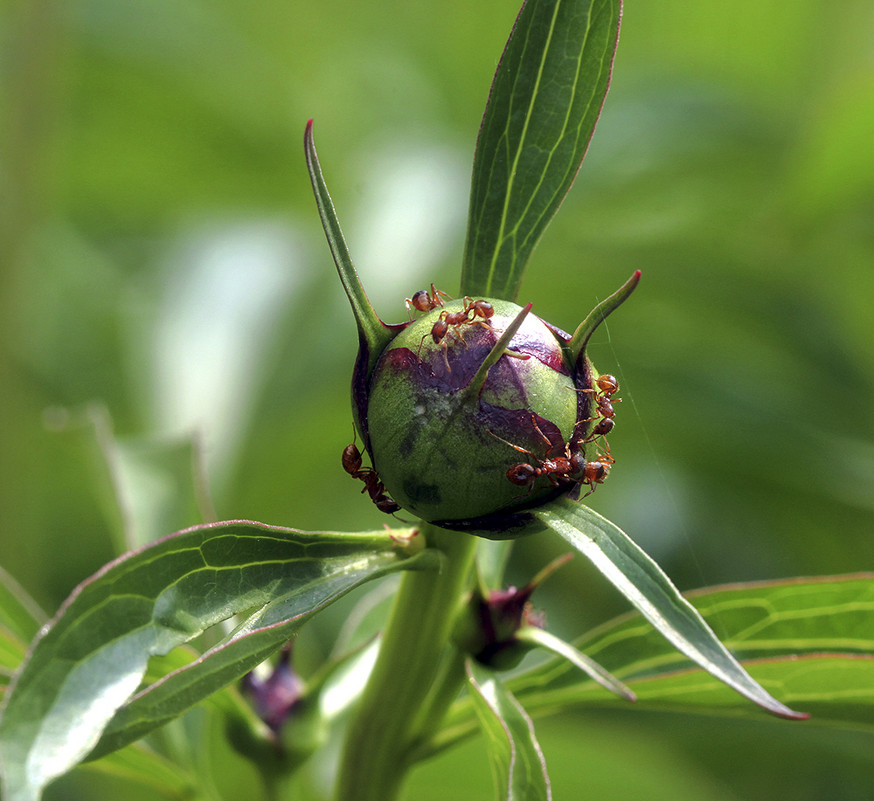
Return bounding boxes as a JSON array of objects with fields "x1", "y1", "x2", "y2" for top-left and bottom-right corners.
[
  {"x1": 420, "y1": 296, "x2": 497, "y2": 372},
  {"x1": 405, "y1": 283, "x2": 451, "y2": 319},
  {"x1": 490, "y1": 417, "x2": 587, "y2": 495},
  {"x1": 341, "y1": 440, "x2": 401, "y2": 515},
  {"x1": 578, "y1": 453, "x2": 613, "y2": 498},
  {"x1": 576, "y1": 374, "x2": 621, "y2": 449}
]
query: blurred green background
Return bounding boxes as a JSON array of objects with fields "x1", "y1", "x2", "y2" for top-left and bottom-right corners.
[{"x1": 2, "y1": 0, "x2": 873, "y2": 799}]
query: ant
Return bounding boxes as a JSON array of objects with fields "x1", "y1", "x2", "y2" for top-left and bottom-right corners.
[
  {"x1": 341, "y1": 440, "x2": 401, "y2": 515},
  {"x1": 421, "y1": 296, "x2": 497, "y2": 372},
  {"x1": 490, "y1": 416, "x2": 587, "y2": 495},
  {"x1": 405, "y1": 283, "x2": 451, "y2": 319},
  {"x1": 577, "y1": 454, "x2": 613, "y2": 498},
  {"x1": 575, "y1": 374, "x2": 621, "y2": 449}
]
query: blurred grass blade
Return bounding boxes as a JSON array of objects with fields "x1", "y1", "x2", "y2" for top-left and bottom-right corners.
[
  {"x1": 0, "y1": 520, "x2": 435, "y2": 801},
  {"x1": 83, "y1": 404, "x2": 214, "y2": 552},
  {"x1": 467, "y1": 661, "x2": 551, "y2": 801},
  {"x1": 0, "y1": 565, "x2": 45, "y2": 646},
  {"x1": 535, "y1": 499, "x2": 808, "y2": 720},
  {"x1": 461, "y1": 0, "x2": 622, "y2": 300},
  {"x1": 78, "y1": 742, "x2": 196, "y2": 799}
]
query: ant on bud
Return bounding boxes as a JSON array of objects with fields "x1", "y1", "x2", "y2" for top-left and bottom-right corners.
[
  {"x1": 575, "y1": 374, "x2": 622, "y2": 450},
  {"x1": 405, "y1": 283, "x2": 451, "y2": 319},
  {"x1": 341, "y1": 439, "x2": 401, "y2": 515},
  {"x1": 578, "y1": 451, "x2": 613, "y2": 497},
  {"x1": 490, "y1": 416, "x2": 587, "y2": 496},
  {"x1": 419, "y1": 296, "x2": 498, "y2": 372}
]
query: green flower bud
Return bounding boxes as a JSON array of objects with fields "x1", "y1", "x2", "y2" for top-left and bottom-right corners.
[{"x1": 366, "y1": 299, "x2": 590, "y2": 532}]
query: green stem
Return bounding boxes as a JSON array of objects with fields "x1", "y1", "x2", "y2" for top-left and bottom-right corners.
[{"x1": 334, "y1": 524, "x2": 477, "y2": 801}]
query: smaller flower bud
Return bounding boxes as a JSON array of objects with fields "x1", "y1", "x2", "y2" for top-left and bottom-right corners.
[
  {"x1": 241, "y1": 644, "x2": 304, "y2": 733},
  {"x1": 453, "y1": 555, "x2": 571, "y2": 670}
]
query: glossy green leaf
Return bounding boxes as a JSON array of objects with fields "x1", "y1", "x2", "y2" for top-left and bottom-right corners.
[
  {"x1": 467, "y1": 661, "x2": 551, "y2": 801},
  {"x1": 461, "y1": 0, "x2": 622, "y2": 300},
  {"x1": 0, "y1": 520, "x2": 436, "y2": 801},
  {"x1": 535, "y1": 499, "x2": 807, "y2": 719},
  {"x1": 580, "y1": 572, "x2": 874, "y2": 675},
  {"x1": 586, "y1": 654, "x2": 874, "y2": 730}
]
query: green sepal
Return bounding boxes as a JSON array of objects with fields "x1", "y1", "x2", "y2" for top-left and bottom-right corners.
[
  {"x1": 463, "y1": 302, "x2": 533, "y2": 398},
  {"x1": 304, "y1": 120, "x2": 397, "y2": 377},
  {"x1": 566, "y1": 269, "x2": 641, "y2": 362}
]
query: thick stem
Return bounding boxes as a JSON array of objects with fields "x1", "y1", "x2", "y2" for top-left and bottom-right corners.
[{"x1": 334, "y1": 524, "x2": 477, "y2": 801}]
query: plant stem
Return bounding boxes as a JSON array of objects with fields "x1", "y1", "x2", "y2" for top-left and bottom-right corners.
[{"x1": 334, "y1": 524, "x2": 477, "y2": 801}]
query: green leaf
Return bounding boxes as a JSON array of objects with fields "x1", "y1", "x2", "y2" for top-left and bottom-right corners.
[
  {"x1": 566, "y1": 269, "x2": 641, "y2": 362},
  {"x1": 467, "y1": 661, "x2": 551, "y2": 801},
  {"x1": 429, "y1": 575, "x2": 874, "y2": 757},
  {"x1": 512, "y1": 574, "x2": 874, "y2": 726},
  {"x1": 534, "y1": 499, "x2": 807, "y2": 719},
  {"x1": 461, "y1": 0, "x2": 622, "y2": 300},
  {"x1": 0, "y1": 567, "x2": 46, "y2": 691},
  {"x1": 0, "y1": 520, "x2": 436, "y2": 801}
]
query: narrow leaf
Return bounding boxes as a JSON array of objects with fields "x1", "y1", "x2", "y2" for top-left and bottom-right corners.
[
  {"x1": 0, "y1": 520, "x2": 433, "y2": 801},
  {"x1": 535, "y1": 499, "x2": 807, "y2": 719},
  {"x1": 467, "y1": 661, "x2": 551, "y2": 801},
  {"x1": 515, "y1": 626, "x2": 634, "y2": 701},
  {"x1": 461, "y1": 0, "x2": 622, "y2": 300},
  {"x1": 86, "y1": 404, "x2": 214, "y2": 551}
]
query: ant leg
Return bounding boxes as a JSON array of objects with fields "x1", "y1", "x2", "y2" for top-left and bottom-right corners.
[
  {"x1": 487, "y1": 429, "x2": 536, "y2": 459},
  {"x1": 440, "y1": 340, "x2": 451, "y2": 372}
]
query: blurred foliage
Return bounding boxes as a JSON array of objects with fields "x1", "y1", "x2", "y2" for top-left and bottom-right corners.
[{"x1": 2, "y1": 0, "x2": 873, "y2": 799}]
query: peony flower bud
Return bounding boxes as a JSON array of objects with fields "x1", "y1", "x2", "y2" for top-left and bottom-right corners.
[{"x1": 365, "y1": 299, "x2": 591, "y2": 532}]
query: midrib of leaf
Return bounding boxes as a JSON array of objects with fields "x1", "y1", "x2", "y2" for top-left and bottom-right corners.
[
  {"x1": 462, "y1": 0, "x2": 621, "y2": 301},
  {"x1": 503, "y1": 4, "x2": 599, "y2": 274},
  {"x1": 484, "y1": 0, "x2": 565, "y2": 296}
]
